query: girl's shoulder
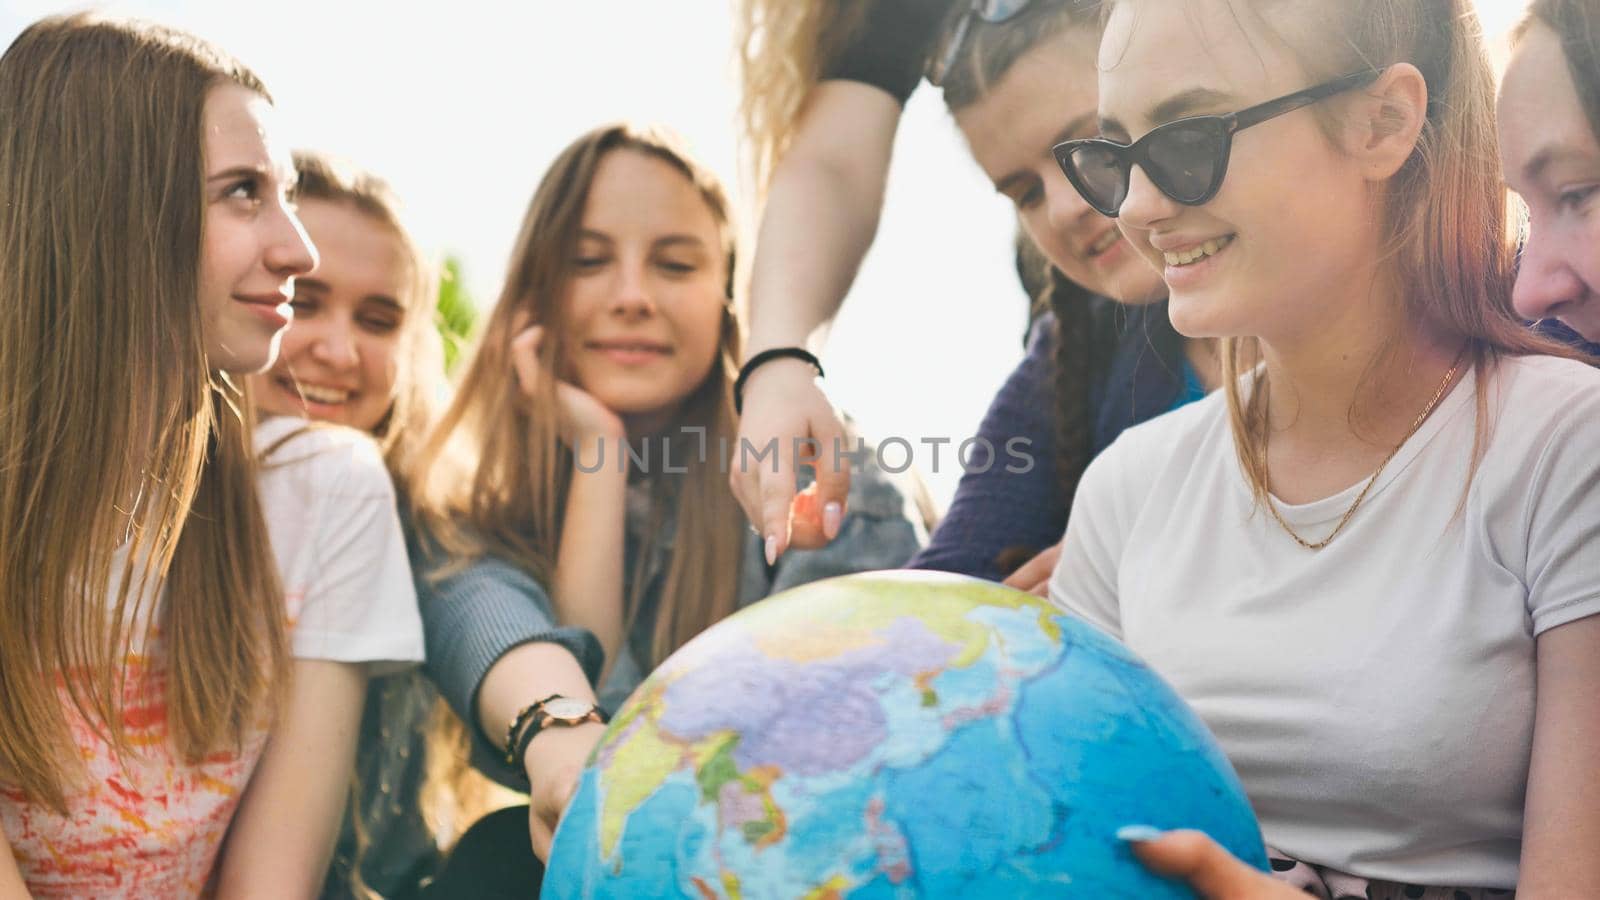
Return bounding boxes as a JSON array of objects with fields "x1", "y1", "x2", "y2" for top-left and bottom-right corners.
[
  {"x1": 1493, "y1": 351, "x2": 1600, "y2": 394},
  {"x1": 1478, "y1": 353, "x2": 1600, "y2": 468},
  {"x1": 1107, "y1": 383, "x2": 1231, "y2": 462},
  {"x1": 255, "y1": 416, "x2": 394, "y2": 502}
]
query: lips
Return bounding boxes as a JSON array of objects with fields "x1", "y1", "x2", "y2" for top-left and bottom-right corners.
[
  {"x1": 275, "y1": 376, "x2": 353, "y2": 406},
  {"x1": 1085, "y1": 229, "x2": 1121, "y2": 258},
  {"x1": 1157, "y1": 235, "x2": 1236, "y2": 268},
  {"x1": 234, "y1": 291, "x2": 291, "y2": 309},
  {"x1": 587, "y1": 339, "x2": 671, "y2": 354}
]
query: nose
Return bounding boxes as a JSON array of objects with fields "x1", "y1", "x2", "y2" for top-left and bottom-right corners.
[
  {"x1": 610, "y1": 257, "x2": 656, "y2": 319},
  {"x1": 267, "y1": 203, "x2": 319, "y2": 280},
  {"x1": 1512, "y1": 224, "x2": 1586, "y2": 323},
  {"x1": 1044, "y1": 174, "x2": 1098, "y2": 240},
  {"x1": 307, "y1": 316, "x2": 360, "y2": 370},
  {"x1": 1117, "y1": 164, "x2": 1181, "y2": 232}
]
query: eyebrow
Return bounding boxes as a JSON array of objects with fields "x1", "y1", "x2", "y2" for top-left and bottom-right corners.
[
  {"x1": 995, "y1": 112, "x2": 1099, "y2": 195},
  {"x1": 361, "y1": 294, "x2": 406, "y2": 312},
  {"x1": 206, "y1": 164, "x2": 270, "y2": 184},
  {"x1": 1520, "y1": 143, "x2": 1596, "y2": 183},
  {"x1": 653, "y1": 234, "x2": 709, "y2": 252},
  {"x1": 1101, "y1": 87, "x2": 1239, "y2": 138},
  {"x1": 577, "y1": 230, "x2": 709, "y2": 252}
]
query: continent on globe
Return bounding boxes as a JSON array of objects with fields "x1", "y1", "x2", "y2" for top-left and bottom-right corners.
[{"x1": 544, "y1": 571, "x2": 1265, "y2": 899}]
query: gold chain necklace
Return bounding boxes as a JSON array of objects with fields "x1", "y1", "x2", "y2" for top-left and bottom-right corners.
[{"x1": 1264, "y1": 354, "x2": 1464, "y2": 551}]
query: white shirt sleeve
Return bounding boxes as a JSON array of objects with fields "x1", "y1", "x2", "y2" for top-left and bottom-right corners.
[
  {"x1": 1047, "y1": 432, "x2": 1138, "y2": 640},
  {"x1": 1522, "y1": 390, "x2": 1600, "y2": 635},
  {"x1": 259, "y1": 420, "x2": 425, "y2": 673}
]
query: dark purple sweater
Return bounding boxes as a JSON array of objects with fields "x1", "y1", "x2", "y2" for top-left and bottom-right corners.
[{"x1": 909, "y1": 302, "x2": 1191, "y2": 581}]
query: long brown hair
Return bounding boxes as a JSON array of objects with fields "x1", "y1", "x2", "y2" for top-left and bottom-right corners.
[
  {"x1": 1522, "y1": 0, "x2": 1600, "y2": 144},
  {"x1": 1193, "y1": 0, "x2": 1584, "y2": 503},
  {"x1": 288, "y1": 150, "x2": 446, "y2": 483},
  {"x1": 412, "y1": 122, "x2": 745, "y2": 668},
  {"x1": 0, "y1": 14, "x2": 288, "y2": 810}
]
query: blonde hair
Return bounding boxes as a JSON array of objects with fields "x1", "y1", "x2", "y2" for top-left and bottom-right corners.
[
  {"x1": 735, "y1": 0, "x2": 869, "y2": 193},
  {"x1": 0, "y1": 14, "x2": 288, "y2": 810},
  {"x1": 413, "y1": 122, "x2": 745, "y2": 670},
  {"x1": 1180, "y1": 0, "x2": 1585, "y2": 503},
  {"x1": 289, "y1": 150, "x2": 446, "y2": 483}
]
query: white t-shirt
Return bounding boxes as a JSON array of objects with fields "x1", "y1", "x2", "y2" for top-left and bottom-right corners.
[
  {"x1": 255, "y1": 416, "x2": 425, "y2": 670},
  {"x1": 1048, "y1": 354, "x2": 1600, "y2": 889},
  {"x1": 2, "y1": 416, "x2": 424, "y2": 898}
]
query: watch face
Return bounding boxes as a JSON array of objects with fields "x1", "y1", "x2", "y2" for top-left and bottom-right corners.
[{"x1": 543, "y1": 697, "x2": 595, "y2": 722}]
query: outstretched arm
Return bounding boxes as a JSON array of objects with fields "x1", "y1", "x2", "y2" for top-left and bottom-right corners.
[
  {"x1": 733, "y1": 81, "x2": 901, "y2": 560},
  {"x1": 475, "y1": 642, "x2": 606, "y2": 861}
]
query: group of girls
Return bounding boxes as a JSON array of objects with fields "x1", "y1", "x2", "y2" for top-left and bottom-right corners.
[
  {"x1": 736, "y1": 0, "x2": 1600, "y2": 898},
  {"x1": 0, "y1": 10, "x2": 923, "y2": 900},
  {"x1": 0, "y1": 1, "x2": 1596, "y2": 899}
]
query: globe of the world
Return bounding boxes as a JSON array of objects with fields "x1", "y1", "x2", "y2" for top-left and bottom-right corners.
[{"x1": 543, "y1": 571, "x2": 1266, "y2": 898}]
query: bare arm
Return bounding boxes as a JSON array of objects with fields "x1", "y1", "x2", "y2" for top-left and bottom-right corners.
[
  {"x1": 213, "y1": 660, "x2": 367, "y2": 900},
  {"x1": 0, "y1": 826, "x2": 31, "y2": 899},
  {"x1": 733, "y1": 80, "x2": 901, "y2": 559},
  {"x1": 510, "y1": 322, "x2": 629, "y2": 668},
  {"x1": 475, "y1": 642, "x2": 606, "y2": 862},
  {"x1": 744, "y1": 80, "x2": 900, "y2": 356},
  {"x1": 550, "y1": 437, "x2": 628, "y2": 672},
  {"x1": 1518, "y1": 615, "x2": 1600, "y2": 897}
]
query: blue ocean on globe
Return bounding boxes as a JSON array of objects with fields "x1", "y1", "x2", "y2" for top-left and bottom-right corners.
[{"x1": 544, "y1": 571, "x2": 1266, "y2": 898}]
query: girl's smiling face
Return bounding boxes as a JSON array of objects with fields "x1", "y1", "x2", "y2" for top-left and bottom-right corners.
[
  {"x1": 251, "y1": 198, "x2": 410, "y2": 432},
  {"x1": 1096, "y1": 0, "x2": 1381, "y2": 344},
  {"x1": 197, "y1": 83, "x2": 318, "y2": 374},
  {"x1": 1499, "y1": 22, "x2": 1600, "y2": 342},
  {"x1": 558, "y1": 148, "x2": 729, "y2": 434},
  {"x1": 956, "y1": 25, "x2": 1167, "y2": 306}
]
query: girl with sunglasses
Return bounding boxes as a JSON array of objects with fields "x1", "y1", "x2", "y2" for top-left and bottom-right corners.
[
  {"x1": 1049, "y1": 0, "x2": 1600, "y2": 896},
  {"x1": 1500, "y1": 0, "x2": 1600, "y2": 350},
  {"x1": 0, "y1": 15, "x2": 424, "y2": 898}
]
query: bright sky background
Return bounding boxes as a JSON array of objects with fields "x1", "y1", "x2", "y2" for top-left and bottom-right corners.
[{"x1": 0, "y1": 0, "x2": 1533, "y2": 508}]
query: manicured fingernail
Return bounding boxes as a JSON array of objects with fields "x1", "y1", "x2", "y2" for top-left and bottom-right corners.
[
  {"x1": 823, "y1": 502, "x2": 843, "y2": 540},
  {"x1": 1115, "y1": 825, "x2": 1165, "y2": 843},
  {"x1": 764, "y1": 534, "x2": 778, "y2": 565}
]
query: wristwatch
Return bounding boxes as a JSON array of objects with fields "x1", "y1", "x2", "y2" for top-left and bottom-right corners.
[
  {"x1": 535, "y1": 696, "x2": 604, "y2": 729},
  {"x1": 506, "y1": 694, "x2": 606, "y2": 768}
]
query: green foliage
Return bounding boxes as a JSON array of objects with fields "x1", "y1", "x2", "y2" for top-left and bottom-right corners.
[{"x1": 435, "y1": 255, "x2": 478, "y2": 374}]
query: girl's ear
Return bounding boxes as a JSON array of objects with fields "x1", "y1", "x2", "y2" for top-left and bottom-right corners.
[{"x1": 1350, "y1": 62, "x2": 1429, "y2": 182}]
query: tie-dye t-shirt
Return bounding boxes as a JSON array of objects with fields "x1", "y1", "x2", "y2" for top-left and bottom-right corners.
[{"x1": 1, "y1": 419, "x2": 424, "y2": 898}]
